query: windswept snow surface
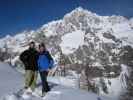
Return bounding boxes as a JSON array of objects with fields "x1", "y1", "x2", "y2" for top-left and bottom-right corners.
[
  {"x1": 0, "y1": 62, "x2": 23, "y2": 98},
  {"x1": 0, "y1": 62, "x2": 113, "y2": 100},
  {"x1": 2, "y1": 86, "x2": 112, "y2": 100},
  {"x1": 42, "y1": 86, "x2": 112, "y2": 100}
]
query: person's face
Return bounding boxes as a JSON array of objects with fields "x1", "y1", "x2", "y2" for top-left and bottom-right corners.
[
  {"x1": 29, "y1": 43, "x2": 35, "y2": 48},
  {"x1": 39, "y1": 46, "x2": 44, "y2": 52}
]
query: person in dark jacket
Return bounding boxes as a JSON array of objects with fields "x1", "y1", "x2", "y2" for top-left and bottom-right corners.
[
  {"x1": 20, "y1": 41, "x2": 38, "y2": 93},
  {"x1": 37, "y1": 43, "x2": 54, "y2": 96}
]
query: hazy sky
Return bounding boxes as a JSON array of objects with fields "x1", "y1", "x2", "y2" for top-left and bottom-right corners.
[{"x1": 0, "y1": 0, "x2": 133, "y2": 37}]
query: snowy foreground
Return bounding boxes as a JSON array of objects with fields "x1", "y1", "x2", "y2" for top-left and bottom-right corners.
[
  {"x1": 0, "y1": 62, "x2": 23, "y2": 98},
  {"x1": 0, "y1": 62, "x2": 113, "y2": 100}
]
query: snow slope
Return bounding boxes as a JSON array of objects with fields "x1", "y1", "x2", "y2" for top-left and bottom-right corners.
[
  {"x1": 42, "y1": 86, "x2": 112, "y2": 100},
  {"x1": 60, "y1": 30, "x2": 85, "y2": 54},
  {"x1": 0, "y1": 62, "x2": 23, "y2": 98},
  {"x1": 0, "y1": 62, "x2": 113, "y2": 100}
]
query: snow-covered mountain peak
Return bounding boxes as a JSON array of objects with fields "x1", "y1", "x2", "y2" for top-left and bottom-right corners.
[
  {"x1": 64, "y1": 7, "x2": 96, "y2": 18},
  {"x1": 0, "y1": 7, "x2": 133, "y2": 59},
  {"x1": 0, "y1": 7, "x2": 132, "y2": 54}
]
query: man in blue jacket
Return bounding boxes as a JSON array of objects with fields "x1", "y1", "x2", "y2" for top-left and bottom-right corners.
[{"x1": 37, "y1": 43, "x2": 54, "y2": 97}]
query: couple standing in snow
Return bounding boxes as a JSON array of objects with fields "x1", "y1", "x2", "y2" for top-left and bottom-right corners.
[{"x1": 19, "y1": 41, "x2": 54, "y2": 97}]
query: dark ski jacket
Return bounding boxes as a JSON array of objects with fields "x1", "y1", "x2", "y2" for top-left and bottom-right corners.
[{"x1": 19, "y1": 48, "x2": 38, "y2": 71}]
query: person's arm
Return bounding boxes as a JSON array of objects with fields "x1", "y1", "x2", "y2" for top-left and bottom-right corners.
[
  {"x1": 19, "y1": 50, "x2": 29, "y2": 64},
  {"x1": 47, "y1": 51, "x2": 54, "y2": 69},
  {"x1": 47, "y1": 51, "x2": 53, "y2": 60}
]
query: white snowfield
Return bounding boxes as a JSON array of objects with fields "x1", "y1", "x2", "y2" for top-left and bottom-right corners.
[
  {"x1": 60, "y1": 30, "x2": 85, "y2": 54},
  {"x1": 0, "y1": 62, "x2": 23, "y2": 98},
  {"x1": 0, "y1": 62, "x2": 113, "y2": 100}
]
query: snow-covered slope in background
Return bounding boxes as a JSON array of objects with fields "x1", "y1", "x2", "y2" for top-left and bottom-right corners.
[
  {"x1": 0, "y1": 7, "x2": 133, "y2": 52},
  {"x1": 60, "y1": 30, "x2": 85, "y2": 54},
  {"x1": 0, "y1": 7, "x2": 133, "y2": 54}
]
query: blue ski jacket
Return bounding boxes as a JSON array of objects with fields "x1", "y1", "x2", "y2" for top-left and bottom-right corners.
[{"x1": 37, "y1": 51, "x2": 54, "y2": 71}]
